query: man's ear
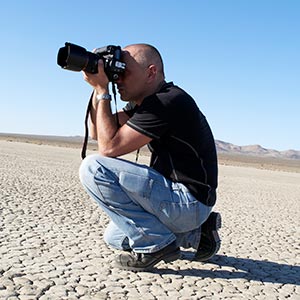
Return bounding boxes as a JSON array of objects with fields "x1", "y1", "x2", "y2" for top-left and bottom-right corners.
[{"x1": 147, "y1": 64, "x2": 157, "y2": 81}]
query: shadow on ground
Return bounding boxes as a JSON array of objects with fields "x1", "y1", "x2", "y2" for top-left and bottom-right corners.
[{"x1": 153, "y1": 253, "x2": 299, "y2": 285}]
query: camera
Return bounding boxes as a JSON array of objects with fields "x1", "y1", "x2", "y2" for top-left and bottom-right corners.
[{"x1": 57, "y1": 42, "x2": 126, "y2": 81}]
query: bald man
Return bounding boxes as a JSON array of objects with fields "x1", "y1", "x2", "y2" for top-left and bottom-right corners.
[{"x1": 79, "y1": 44, "x2": 221, "y2": 271}]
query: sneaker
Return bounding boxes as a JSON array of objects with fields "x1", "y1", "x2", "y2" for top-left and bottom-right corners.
[
  {"x1": 194, "y1": 212, "x2": 222, "y2": 261},
  {"x1": 115, "y1": 241, "x2": 181, "y2": 271}
]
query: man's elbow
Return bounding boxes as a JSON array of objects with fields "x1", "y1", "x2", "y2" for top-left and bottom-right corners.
[{"x1": 97, "y1": 143, "x2": 116, "y2": 157}]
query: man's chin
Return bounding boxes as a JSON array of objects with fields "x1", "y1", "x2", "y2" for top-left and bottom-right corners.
[
  {"x1": 119, "y1": 93, "x2": 129, "y2": 102},
  {"x1": 118, "y1": 90, "x2": 125, "y2": 99}
]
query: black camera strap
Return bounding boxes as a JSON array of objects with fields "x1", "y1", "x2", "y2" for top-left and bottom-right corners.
[
  {"x1": 111, "y1": 83, "x2": 120, "y2": 128},
  {"x1": 81, "y1": 83, "x2": 120, "y2": 160},
  {"x1": 81, "y1": 91, "x2": 93, "y2": 159}
]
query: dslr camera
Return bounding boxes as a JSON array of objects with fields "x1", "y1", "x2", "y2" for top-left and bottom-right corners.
[{"x1": 57, "y1": 42, "x2": 126, "y2": 81}]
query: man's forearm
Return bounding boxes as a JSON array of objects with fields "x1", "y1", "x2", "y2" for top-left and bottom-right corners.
[
  {"x1": 96, "y1": 100, "x2": 119, "y2": 143},
  {"x1": 89, "y1": 91, "x2": 130, "y2": 141},
  {"x1": 89, "y1": 89, "x2": 117, "y2": 142},
  {"x1": 89, "y1": 91, "x2": 98, "y2": 140}
]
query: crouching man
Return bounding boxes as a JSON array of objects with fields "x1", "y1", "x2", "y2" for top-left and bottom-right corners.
[{"x1": 79, "y1": 43, "x2": 221, "y2": 271}]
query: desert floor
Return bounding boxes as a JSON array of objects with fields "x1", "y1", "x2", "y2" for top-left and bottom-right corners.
[{"x1": 0, "y1": 140, "x2": 299, "y2": 299}]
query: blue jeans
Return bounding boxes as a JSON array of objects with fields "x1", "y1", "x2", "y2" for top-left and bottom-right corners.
[{"x1": 79, "y1": 154, "x2": 213, "y2": 253}]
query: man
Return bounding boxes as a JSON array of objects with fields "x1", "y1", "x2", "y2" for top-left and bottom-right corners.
[{"x1": 79, "y1": 43, "x2": 221, "y2": 271}]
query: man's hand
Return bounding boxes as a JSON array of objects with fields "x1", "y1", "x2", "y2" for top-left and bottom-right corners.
[{"x1": 82, "y1": 60, "x2": 109, "y2": 94}]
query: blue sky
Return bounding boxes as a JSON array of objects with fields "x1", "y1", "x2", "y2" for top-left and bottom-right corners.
[{"x1": 0, "y1": 0, "x2": 299, "y2": 151}]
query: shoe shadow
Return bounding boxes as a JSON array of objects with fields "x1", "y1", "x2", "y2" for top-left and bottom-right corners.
[{"x1": 153, "y1": 252, "x2": 299, "y2": 285}]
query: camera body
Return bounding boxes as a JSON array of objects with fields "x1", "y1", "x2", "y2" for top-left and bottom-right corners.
[{"x1": 57, "y1": 42, "x2": 126, "y2": 81}]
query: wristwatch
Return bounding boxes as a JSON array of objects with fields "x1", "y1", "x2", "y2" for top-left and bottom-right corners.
[{"x1": 96, "y1": 93, "x2": 112, "y2": 102}]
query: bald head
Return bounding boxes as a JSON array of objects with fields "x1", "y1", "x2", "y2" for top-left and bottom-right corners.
[
  {"x1": 116, "y1": 44, "x2": 166, "y2": 104},
  {"x1": 123, "y1": 44, "x2": 165, "y2": 78}
]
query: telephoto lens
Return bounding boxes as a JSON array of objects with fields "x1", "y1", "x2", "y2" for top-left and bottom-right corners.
[{"x1": 57, "y1": 42, "x2": 99, "y2": 73}]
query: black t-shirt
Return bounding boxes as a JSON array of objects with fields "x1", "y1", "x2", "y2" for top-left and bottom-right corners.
[{"x1": 123, "y1": 82, "x2": 218, "y2": 206}]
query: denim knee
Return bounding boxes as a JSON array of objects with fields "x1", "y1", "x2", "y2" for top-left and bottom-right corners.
[{"x1": 79, "y1": 154, "x2": 100, "y2": 186}]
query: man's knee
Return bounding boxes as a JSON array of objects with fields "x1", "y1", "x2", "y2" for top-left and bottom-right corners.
[{"x1": 79, "y1": 154, "x2": 101, "y2": 186}]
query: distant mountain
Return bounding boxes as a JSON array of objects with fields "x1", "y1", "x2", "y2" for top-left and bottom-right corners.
[{"x1": 215, "y1": 140, "x2": 300, "y2": 160}]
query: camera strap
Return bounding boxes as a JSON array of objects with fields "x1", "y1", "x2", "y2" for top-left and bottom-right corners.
[
  {"x1": 81, "y1": 91, "x2": 93, "y2": 160},
  {"x1": 111, "y1": 83, "x2": 120, "y2": 128},
  {"x1": 81, "y1": 83, "x2": 120, "y2": 160}
]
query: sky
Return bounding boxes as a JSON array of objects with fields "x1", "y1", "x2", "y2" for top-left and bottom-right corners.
[{"x1": 0, "y1": 0, "x2": 299, "y2": 151}]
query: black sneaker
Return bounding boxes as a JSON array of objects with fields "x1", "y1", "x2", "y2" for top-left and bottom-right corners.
[
  {"x1": 115, "y1": 241, "x2": 181, "y2": 271},
  {"x1": 194, "y1": 212, "x2": 222, "y2": 261}
]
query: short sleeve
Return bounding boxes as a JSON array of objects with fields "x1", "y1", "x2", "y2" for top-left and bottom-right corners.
[
  {"x1": 123, "y1": 101, "x2": 139, "y2": 117},
  {"x1": 126, "y1": 96, "x2": 169, "y2": 139}
]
